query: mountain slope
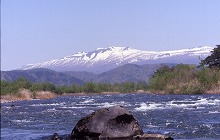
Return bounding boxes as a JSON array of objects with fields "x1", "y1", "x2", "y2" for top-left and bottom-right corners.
[
  {"x1": 19, "y1": 46, "x2": 212, "y2": 73},
  {"x1": 63, "y1": 71, "x2": 98, "y2": 82},
  {"x1": 1, "y1": 68, "x2": 84, "y2": 86},
  {"x1": 2, "y1": 64, "x2": 172, "y2": 85},
  {"x1": 93, "y1": 64, "x2": 160, "y2": 84},
  {"x1": 63, "y1": 63, "x2": 174, "y2": 84}
]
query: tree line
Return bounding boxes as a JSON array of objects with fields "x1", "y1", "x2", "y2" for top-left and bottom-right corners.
[
  {"x1": 1, "y1": 78, "x2": 147, "y2": 95},
  {"x1": 148, "y1": 64, "x2": 220, "y2": 94}
]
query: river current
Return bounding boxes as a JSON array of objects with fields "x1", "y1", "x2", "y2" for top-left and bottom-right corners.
[{"x1": 1, "y1": 93, "x2": 220, "y2": 140}]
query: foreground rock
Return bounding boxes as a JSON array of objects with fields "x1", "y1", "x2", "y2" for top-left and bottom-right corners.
[{"x1": 70, "y1": 106, "x2": 173, "y2": 140}]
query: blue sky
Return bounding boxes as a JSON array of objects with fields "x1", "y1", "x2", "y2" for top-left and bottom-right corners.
[{"x1": 1, "y1": 0, "x2": 220, "y2": 71}]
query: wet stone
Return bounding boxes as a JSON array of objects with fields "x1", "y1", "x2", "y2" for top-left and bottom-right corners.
[{"x1": 70, "y1": 106, "x2": 173, "y2": 140}]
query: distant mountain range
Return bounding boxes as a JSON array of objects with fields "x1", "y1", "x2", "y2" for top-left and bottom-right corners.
[
  {"x1": 63, "y1": 63, "x2": 170, "y2": 84},
  {"x1": 19, "y1": 46, "x2": 213, "y2": 73},
  {"x1": 1, "y1": 68, "x2": 84, "y2": 86},
  {"x1": 2, "y1": 46, "x2": 213, "y2": 85},
  {"x1": 1, "y1": 64, "x2": 171, "y2": 85}
]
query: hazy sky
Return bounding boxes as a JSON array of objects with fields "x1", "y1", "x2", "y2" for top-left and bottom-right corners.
[{"x1": 1, "y1": 0, "x2": 220, "y2": 70}]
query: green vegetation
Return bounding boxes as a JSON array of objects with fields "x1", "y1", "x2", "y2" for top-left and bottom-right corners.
[
  {"x1": 148, "y1": 45, "x2": 220, "y2": 94},
  {"x1": 148, "y1": 64, "x2": 220, "y2": 94},
  {"x1": 201, "y1": 45, "x2": 220, "y2": 68},
  {"x1": 1, "y1": 78, "x2": 146, "y2": 96}
]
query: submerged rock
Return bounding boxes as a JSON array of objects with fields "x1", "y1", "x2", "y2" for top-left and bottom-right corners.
[
  {"x1": 70, "y1": 106, "x2": 173, "y2": 140},
  {"x1": 134, "y1": 134, "x2": 173, "y2": 140},
  {"x1": 50, "y1": 133, "x2": 63, "y2": 140},
  {"x1": 71, "y1": 106, "x2": 143, "y2": 139}
]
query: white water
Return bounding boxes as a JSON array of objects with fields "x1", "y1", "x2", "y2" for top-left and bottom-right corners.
[{"x1": 1, "y1": 94, "x2": 220, "y2": 140}]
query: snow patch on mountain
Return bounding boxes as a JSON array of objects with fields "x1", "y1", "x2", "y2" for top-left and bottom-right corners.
[{"x1": 20, "y1": 46, "x2": 213, "y2": 73}]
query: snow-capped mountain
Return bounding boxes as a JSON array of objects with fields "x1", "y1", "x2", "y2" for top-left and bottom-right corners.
[{"x1": 20, "y1": 46, "x2": 213, "y2": 73}]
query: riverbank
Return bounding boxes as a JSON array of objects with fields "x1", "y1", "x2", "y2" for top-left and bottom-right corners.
[
  {"x1": 1, "y1": 90, "x2": 220, "y2": 104},
  {"x1": 1, "y1": 89, "x2": 57, "y2": 103},
  {"x1": 1, "y1": 92, "x2": 124, "y2": 103}
]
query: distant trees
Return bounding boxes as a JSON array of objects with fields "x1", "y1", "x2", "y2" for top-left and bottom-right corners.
[
  {"x1": 196, "y1": 67, "x2": 220, "y2": 90},
  {"x1": 1, "y1": 78, "x2": 32, "y2": 95},
  {"x1": 148, "y1": 63, "x2": 220, "y2": 94},
  {"x1": 83, "y1": 82, "x2": 99, "y2": 93},
  {"x1": 148, "y1": 46, "x2": 220, "y2": 94},
  {"x1": 1, "y1": 79, "x2": 146, "y2": 95},
  {"x1": 148, "y1": 64, "x2": 200, "y2": 93},
  {"x1": 201, "y1": 45, "x2": 220, "y2": 68}
]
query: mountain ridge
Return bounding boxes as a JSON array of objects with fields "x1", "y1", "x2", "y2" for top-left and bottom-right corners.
[
  {"x1": 19, "y1": 46, "x2": 213, "y2": 73},
  {"x1": 1, "y1": 68, "x2": 84, "y2": 86},
  {"x1": 2, "y1": 63, "x2": 173, "y2": 85}
]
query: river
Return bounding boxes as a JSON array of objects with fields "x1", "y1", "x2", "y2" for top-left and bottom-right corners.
[{"x1": 1, "y1": 93, "x2": 220, "y2": 140}]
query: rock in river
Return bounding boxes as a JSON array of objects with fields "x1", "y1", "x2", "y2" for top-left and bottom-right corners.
[{"x1": 70, "y1": 106, "x2": 173, "y2": 140}]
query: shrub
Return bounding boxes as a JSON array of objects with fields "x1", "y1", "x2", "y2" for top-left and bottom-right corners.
[
  {"x1": 34, "y1": 91, "x2": 56, "y2": 99},
  {"x1": 148, "y1": 64, "x2": 208, "y2": 94},
  {"x1": 197, "y1": 67, "x2": 220, "y2": 90}
]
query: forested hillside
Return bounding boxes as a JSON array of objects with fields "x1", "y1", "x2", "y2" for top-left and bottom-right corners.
[{"x1": 148, "y1": 45, "x2": 220, "y2": 94}]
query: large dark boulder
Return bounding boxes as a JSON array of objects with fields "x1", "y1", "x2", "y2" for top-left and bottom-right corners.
[{"x1": 71, "y1": 106, "x2": 143, "y2": 139}]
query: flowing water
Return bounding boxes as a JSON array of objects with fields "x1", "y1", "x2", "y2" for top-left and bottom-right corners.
[{"x1": 1, "y1": 93, "x2": 220, "y2": 140}]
